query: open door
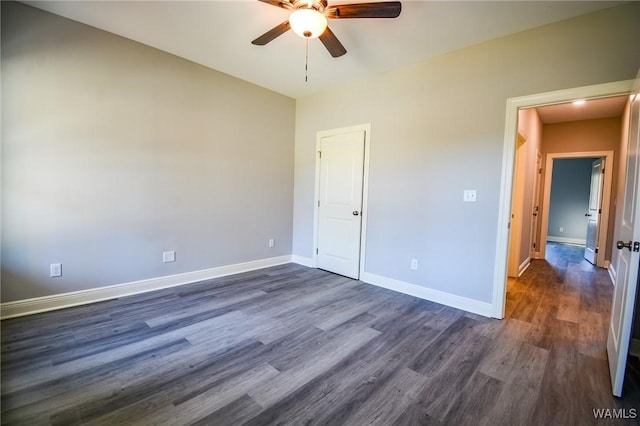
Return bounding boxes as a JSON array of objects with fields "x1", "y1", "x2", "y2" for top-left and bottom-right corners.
[
  {"x1": 584, "y1": 158, "x2": 604, "y2": 264},
  {"x1": 607, "y1": 79, "x2": 640, "y2": 396}
]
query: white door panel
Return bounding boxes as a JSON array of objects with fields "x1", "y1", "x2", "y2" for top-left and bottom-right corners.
[
  {"x1": 317, "y1": 130, "x2": 365, "y2": 279},
  {"x1": 584, "y1": 158, "x2": 603, "y2": 264},
  {"x1": 607, "y1": 79, "x2": 640, "y2": 397}
]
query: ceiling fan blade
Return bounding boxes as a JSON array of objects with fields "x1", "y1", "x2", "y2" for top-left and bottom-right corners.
[
  {"x1": 258, "y1": 0, "x2": 294, "y2": 10},
  {"x1": 252, "y1": 20, "x2": 291, "y2": 45},
  {"x1": 325, "y1": 1, "x2": 401, "y2": 19},
  {"x1": 319, "y1": 27, "x2": 347, "y2": 58}
]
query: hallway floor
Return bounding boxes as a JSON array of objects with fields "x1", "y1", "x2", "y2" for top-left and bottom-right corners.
[{"x1": 505, "y1": 242, "x2": 639, "y2": 415}]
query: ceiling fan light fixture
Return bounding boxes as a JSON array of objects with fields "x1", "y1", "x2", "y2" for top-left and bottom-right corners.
[{"x1": 289, "y1": 8, "x2": 327, "y2": 39}]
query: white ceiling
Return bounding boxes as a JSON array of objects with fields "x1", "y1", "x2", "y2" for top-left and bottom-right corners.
[
  {"x1": 25, "y1": 0, "x2": 625, "y2": 99},
  {"x1": 536, "y1": 95, "x2": 629, "y2": 124}
]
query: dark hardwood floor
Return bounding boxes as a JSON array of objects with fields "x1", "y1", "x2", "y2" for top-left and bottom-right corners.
[{"x1": 2, "y1": 243, "x2": 639, "y2": 425}]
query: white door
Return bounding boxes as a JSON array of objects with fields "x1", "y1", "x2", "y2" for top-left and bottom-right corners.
[
  {"x1": 317, "y1": 130, "x2": 365, "y2": 279},
  {"x1": 584, "y1": 158, "x2": 604, "y2": 264},
  {"x1": 607, "y1": 84, "x2": 640, "y2": 397}
]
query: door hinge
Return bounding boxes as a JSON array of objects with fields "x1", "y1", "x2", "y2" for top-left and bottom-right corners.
[
  {"x1": 318, "y1": 200, "x2": 320, "y2": 207},
  {"x1": 602, "y1": 168, "x2": 605, "y2": 174},
  {"x1": 316, "y1": 248, "x2": 319, "y2": 255},
  {"x1": 599, "y1": 208, "x2": 602, "y2": 214},
  {"x1": 595, "y1": 248, "x2": 599, "y2": 254},
  {"x1": 533, "y1": 242, "x2": 536, "y2": 249},
  {"x1": 318, "y1": 151, "x2": 322, "y2": 159}
]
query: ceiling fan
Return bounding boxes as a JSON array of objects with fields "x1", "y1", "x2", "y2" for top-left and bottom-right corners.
[{"x1": 252, "y1": 0, "x2": 402, "y2": 58}]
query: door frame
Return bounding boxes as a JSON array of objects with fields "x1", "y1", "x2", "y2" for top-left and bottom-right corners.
[
  {"x1": 530, "y1": 151, "x2": 543, "y2": 259},
  {"x1": 508, "y1": 133, "x2": 527, "y2": 277},
  {"x1": 492, "y1": 79, "x2": 635, "y2": 319},
  {"x1": 538, "y1": 151, "x2": 613, "y2": 267},
  {"x1": 312, "y1": 123, "x2": 371, "y2": 279}
]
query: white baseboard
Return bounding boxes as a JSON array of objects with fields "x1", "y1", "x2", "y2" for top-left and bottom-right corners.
[
  {"x1": 1, "y1": 257, "x2": 494, "y2": 320},
  {"x1": 547, "y1": 236, "x2": 586, "y2": 245},
  {"x1": 291, "y1": 255, "x2": 314, "y2": 268},
  {"x1": 0, "y1": 255, "x2": 292, "y2": 320},
  {"x1": 361, "y1": 272, "x2": 493, "y2": 317},
  {"x1": 531, "y1": 251, "x2": 543, "y2": 260},
  {"x1": 608, "y1": 264, "x2": 617, "y2": 286},
  {"x1": 518, "y1": 258, "x2": 531, "y2": 276}
]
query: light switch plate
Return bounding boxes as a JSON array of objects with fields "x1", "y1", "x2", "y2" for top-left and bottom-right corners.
[{"x1": 463, "y1": 190, "x2": 477, "y2": 202}]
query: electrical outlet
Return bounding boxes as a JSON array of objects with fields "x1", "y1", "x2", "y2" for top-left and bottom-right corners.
[
  {"x1": 163, "y1": 251, "x2": 176, "y2": 263},
  {"x1": 411, "y1": 259, "x2": 418, "y2": 270},
  {"x1": 50, "y1": 263, "x2": 62, "y2": 277},
  {"x1": 463, "y1": 190, "x2": 477, "y2": 202},
  {"x1": 269, "y1": 239, "x2": 275, "y2": 248},
  {"x1": 559, "y1": 227, "x2": 564, "y2": 233}
]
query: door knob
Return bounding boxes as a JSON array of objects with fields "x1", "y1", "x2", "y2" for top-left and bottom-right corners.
[
  {"x1": 352, "y1": 211, "x2": 359, "y2": 216},
  {"x1": 585, "y1": 213, "x2": 592, "y2": 217},
  {"x1": 617, "y1": 240, "x2": 632, "y2": 250}
]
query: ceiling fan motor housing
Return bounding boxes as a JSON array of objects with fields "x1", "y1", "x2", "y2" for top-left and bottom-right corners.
[{"x1": 289, "y1": 0, "x2": 328, "y2": 11}]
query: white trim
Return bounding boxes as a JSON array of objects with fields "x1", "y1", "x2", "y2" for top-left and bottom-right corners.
[
  {"x1": 539, "y1": 151, "x2": 613, "y2": 267},
  {"x1": 546, "y1": 236, "x2": 587, "y2": 245},
  {"x1": 291, "y1": 255, "x2": 314, "y2": 267},
  {"x1": 508, "y1": 133, "x2": 527, "y2": 277},
  {"x1": 608, "y1": 264, "x2": 617, "y2": 285},
  {"x1": 0, "y1": 256, "x2": 292, "y2": 320},
  {"x1": 518, "y1": 257, "x2": 531, "y2": 276},
  {"x1": 361, "y1": 272, "x2": 493, "y2": 317},
  {"x1": 531, "y1": 251, "x2": 543, "y2": 260},
  {"x1": 312, "y1": 123, "x2": 372, "y2": 279},
  {"x1": 493, "y1": 79, "x2": 635, "y2": 319}
]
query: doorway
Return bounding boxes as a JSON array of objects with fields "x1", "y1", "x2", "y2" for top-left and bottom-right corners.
[
  {"x1": 494, "y1": 80, "x2": 638, "y2": 398},
  {"x1": 539, "y1": 151, "x2": 614, "y2": 268},
  {"x1": 313, "y1": 123, "x2": 371, "y2": 279},
  {"x1": 492, "y1": 80, "x2": 635, "y2": 319}
]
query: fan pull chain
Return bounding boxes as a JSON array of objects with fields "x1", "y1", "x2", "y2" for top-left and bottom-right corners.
[{"x1": 305, "y1": 38, "x2": 309, "y2": 82}]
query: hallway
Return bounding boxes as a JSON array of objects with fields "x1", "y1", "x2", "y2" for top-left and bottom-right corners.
[{"x1": 505, "y1": 242, "x2": 639, "y2": 420}]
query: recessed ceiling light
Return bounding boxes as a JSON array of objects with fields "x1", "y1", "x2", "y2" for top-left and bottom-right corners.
[{"x1": 573, "y1": 100, "x2": 586, "y2": 106}]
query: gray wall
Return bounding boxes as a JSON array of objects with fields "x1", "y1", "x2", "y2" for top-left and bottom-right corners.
[
  {"x1": 293, "y1": 3, "x2": 640, "y2": 303},
  {"x1": 1, "y1": 2, "x2": 296, "y2": 302},
  {"x1": 547, "y1": 159, "x2": 595, "y2": 242}
]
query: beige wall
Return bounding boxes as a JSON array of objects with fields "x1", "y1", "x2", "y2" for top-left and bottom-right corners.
[
  {"x1": 293, "y1": 3, "x2": 640, "y2": 303},
  {"x1": 516, "y1": 108, "x2": 543, "y2": 265},
  {"x1": 541, "y1": 117, "x2": 622, "y2": 260},
  {"x1": 1, "y1": 3, "x2": 296, "y2": 302}
]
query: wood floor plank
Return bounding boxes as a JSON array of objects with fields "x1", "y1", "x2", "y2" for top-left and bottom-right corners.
[
  {"x1": 480, "y1": 342, "x2": 550, "y2": 425},
  {"x1": 247, "y1": 326, "x2": 380, "y2": 409},
  {"x1": 439, "y1": 371, "x2": 505, "y2": 426}
]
